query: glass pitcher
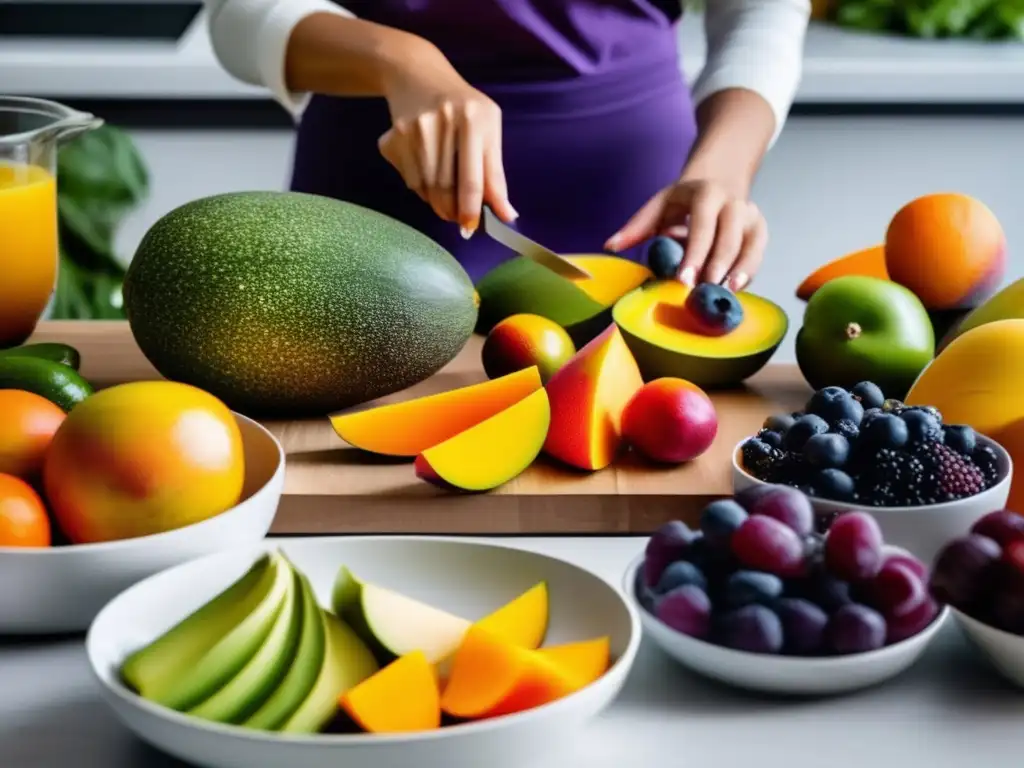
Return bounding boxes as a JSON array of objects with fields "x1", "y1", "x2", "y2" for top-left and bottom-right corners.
[{"x1": 0, "y1": 96, "x2": 103, "y2": 348}]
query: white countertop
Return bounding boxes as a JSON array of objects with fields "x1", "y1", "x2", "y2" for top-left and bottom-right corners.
[
  {"x1": 3, "y1": 535, "x2": 1024, "y2": 768},
  {"x1": 2, "y1": 13, "x2": 1024, "y2": 104}
]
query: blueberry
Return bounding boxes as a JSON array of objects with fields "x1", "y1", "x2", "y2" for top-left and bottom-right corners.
[
  {"x1": 645, "y1": 236, "x2": 684, "y2": 279},
  {"x1": 700, "y1": 499, "x2": 749, "y2": 549},
  {"x1": 944, "y1": 425, "x2": 977, "y2": 456},
  {"x1": 861, "y1": 413, "x2": 909, "y2": 450},
  {"x1": 851, "y1": 381, "x2": 885, "y2": 410},
  {"x1": 655, "y1": 560, "x2": 708, "y2": 594},
  {"x1": 831, "y1": 419, "x2": 860, "y2": 442},
  {"x1": 813, "y1": 468, "x2": 855, "y2": 501},
  {"x1": 908, "y1": 404, "x2": 943, "y2": 422},
  {"x1": 804, "y1": 433, "x2": 850, "y2": 469},
  {"x1": 683, "y1": 283, "x2": 744, "y2": 336},
  {"x1": 758, "y1": 429, "x2": 784, "y2": 449},
  {"x1": 807, "y1": 387, "x2": 864, "y2": 426},
  {"x1": 784, "y1": 414, "x2": 830, "y2": 451},
  {"x1": 763, "y1": 413, "x2": 796, "y2": 435},
  {"x1": 722, "y1": 570, "x2": 784, "y2": 609},
  {"x1": 900, "y1": 409, "x2": 943, "y2": 443}
]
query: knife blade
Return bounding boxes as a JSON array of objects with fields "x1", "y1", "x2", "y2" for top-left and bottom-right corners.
[{"x1": 481, "y1": 206, "x2": 593, "y2": 280}]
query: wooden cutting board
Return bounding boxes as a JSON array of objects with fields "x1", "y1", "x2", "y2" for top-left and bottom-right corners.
[{"x1": 28, "y1": 321, "x2": 812, "y2": 534}]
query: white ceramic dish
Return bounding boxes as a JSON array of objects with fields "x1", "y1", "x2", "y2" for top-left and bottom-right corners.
[
  {"x1": 623, "y1": 554, "x2": 947, "y2": 696},
  {"x1": 0, "y1": 413, "x2": 283, "y2": 635},
  {"x1": 952, "y1": 607, "x2": 1024, "y2": 688},
  {"x1": 86, "y1": 536, "x2": 641, "y2": 768},
  {"x1": 731, "y1": 434, "x2": 1013, "y2": 566}
]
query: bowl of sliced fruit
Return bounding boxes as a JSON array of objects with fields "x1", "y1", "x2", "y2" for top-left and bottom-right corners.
[
  {"x1": 86, "y1": 536, "x2": 641, "y2": 768},
  {"x1": 930, "y1": 511, "x2": 1024, "y2": 688},
  {"x1": 624, "y1": 488, "x2": 948, "y2": 696},
  {"x1": 732, "y1": 381, "x2": 1012, "y2": 565}
]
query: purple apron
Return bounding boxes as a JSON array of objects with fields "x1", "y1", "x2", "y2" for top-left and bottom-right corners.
[{"x1": 290, "y1": 0, "x2": 697, "y2": 283}]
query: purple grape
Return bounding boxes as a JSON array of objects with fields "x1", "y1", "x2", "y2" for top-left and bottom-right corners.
[
  {"x1": 806, "y1": 572, "x2": 854, "y2": 613},
  {"x1": 643, "y1": 520, "x2": 696, "y2": 586},
  {"x1": 929, "y1": 534, "x2": 1001, "y2": 609},
  {"x1": 880, "y1": 546, "x2": 928, "y2": 582},
  {"x1": 731, "y1": 515, "x2": 806, "y2": 577},
  {"x1": 972, "y1": 510, "x2": 1024, "y2": 549},
  {"x1": 713, "y1": 604, "x2": 784, "y2": 654},
  {"x1": 1005, "y1": 540, "x2": 1024, "y2": 577},
  {"x1": 886, "y1": 597, "x2": 939, "y2": 644},
  {"x1": 722, "y1": 570, "x2": 783, "y2": 609},
  {"x1": 870, "y1": 561, "x2": 927, "y2": 619},
  {"x1": 734, "y1": 483, "x2": 776, "y2": 511},
  {"x1": 634, "y1": 567, "x2": 659, "y2": 613},
  {"x1": 825, "y1": 512, "x2": 884, "y2": 582},
  {"x1": 776, "y1": 597, "x2": 828, "y2": 655},
  {"x1": 745, "y1": 485, "x2": 815, "y2": 536},
  {"x1": 655, "y1": 560, "x2": 708, "y2": 595},
  {"x1": 988, "y1": 579, "x2": 1024, "y2": 634},
  {"x1": 656, "y1": 584, "x2": 712, "y2": 639},
  {"x1": 826, "y1": 604, "x2": 887, "y2": 654},
  {"x1": 699, "y1": 500, "x2": 749, "y2": 550}
]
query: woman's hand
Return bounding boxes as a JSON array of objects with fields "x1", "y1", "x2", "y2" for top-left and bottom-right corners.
[
  {"x1": 377, "y1": 43, "x2": 518, "y2": 235},
  {"x1": 605, "y1": 176, "x2": 766, "y2": 292}
]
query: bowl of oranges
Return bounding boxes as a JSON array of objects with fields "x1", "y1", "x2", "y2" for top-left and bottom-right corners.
[{"x1": 0, "y1": 354, "x2": 284, "y2": 634}]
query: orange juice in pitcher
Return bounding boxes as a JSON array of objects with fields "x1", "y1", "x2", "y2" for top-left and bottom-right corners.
[{"x1": 0, "y1": 96, "x2": 102, "y2": 348}]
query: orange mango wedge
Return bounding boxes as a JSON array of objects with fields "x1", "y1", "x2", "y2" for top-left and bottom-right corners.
[{"x1": 339, "y1": 651, "x2": 441, "y2": 734}]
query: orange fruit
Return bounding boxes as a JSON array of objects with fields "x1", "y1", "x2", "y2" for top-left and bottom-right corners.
[
  {"x1": 43, "y1": 381, "x2": 245, "y2": 544},
  {"x1": 0, "y1": 389, "x2": 66, "y2": 479},
  {"x1": 0, "y1": 473, "x2": 51, "y2": 547}
]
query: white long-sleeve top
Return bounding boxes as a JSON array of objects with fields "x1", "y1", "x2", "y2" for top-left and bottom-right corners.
[{"x1": 204, "y1": 0, "x2": 809, "y2": 142}]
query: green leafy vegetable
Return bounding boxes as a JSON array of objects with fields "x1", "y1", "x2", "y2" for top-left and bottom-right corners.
[
  {"x1": 833, "y1": 0, "x2": 1024, "y2": 40},
  {"x1": 53, "y1": 125, "x2": 149, "y2": 319}
]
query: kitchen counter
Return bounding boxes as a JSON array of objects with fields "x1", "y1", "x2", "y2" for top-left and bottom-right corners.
[
  {"x1": 28, "y1": 321, "x2": 811, "y2": 535},
  {"x1": 3, "y1": 535, "x2": 1023, "y2": 768},
  {"x1": 3, "y1": 11, "x2": 1024, "y2": 111}
]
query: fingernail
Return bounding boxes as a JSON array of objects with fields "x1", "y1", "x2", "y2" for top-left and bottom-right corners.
[
  {"x1": 605, "y1": 235, "x2": 622, "y2": 252},
  {"x1": 508, "y1": 204, "x2": 520, "y2": 221},
  {"x1": 679, "y1": 266, "x2": 696, "y2": 287},
  {"x1": 460, "y1": 226, "x2": 475, "y2": 240},
  {"x1": 729, "y1": 272, "x2": 749, "y2": 292}
]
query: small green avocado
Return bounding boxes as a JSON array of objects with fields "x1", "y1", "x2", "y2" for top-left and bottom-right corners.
[{"x1": 796, "y1": 275, "x2": 935, "y2": 400}]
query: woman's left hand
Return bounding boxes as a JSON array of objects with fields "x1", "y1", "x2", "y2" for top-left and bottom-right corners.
[{"x1": 604, "y1": 177, "x2": 767, "y2": 293}]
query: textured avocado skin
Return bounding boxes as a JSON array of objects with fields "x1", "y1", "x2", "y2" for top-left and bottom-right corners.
[{"x1": 123, "y1": 192, "x2": 478, "y2": 417}]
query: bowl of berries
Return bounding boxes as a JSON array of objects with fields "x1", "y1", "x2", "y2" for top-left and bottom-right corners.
[
  {"x1": 625, "y1": 487, "x2": 948, "y2": 696},
  {"x1": 733, "y1": 381, "x2": 1012, "y2": 565},
  {"x1": 930, "y1": 510, "x2": 1024, "y2": 688}
]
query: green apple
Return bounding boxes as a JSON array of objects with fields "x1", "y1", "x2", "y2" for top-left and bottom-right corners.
[
  {"x1": 279, "y1": 608, "x2": 379, "y2": 734},
  {"x1": 241, "y1": 570, "x2": 326, "y2": 731},
  {"x1": 332, "y1": 567, "x2": 470, "y2": 665},
  {"x1": 796, "y1": 276, "x2": 935, "y2": 399},
  {"x1": 122, "y1": 551, "x2": 291, "y2": 712},
  {"x1": 188, "y1": 563, "x2": 302, "y2": 724}
]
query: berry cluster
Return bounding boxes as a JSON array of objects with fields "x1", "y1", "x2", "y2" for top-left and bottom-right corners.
[
  {"x1": 637, "y1": 487, "x2": 939, "y2": 656},
  {"x1": 741, "y1": 382, "x2": 1000, "y2": 507}
]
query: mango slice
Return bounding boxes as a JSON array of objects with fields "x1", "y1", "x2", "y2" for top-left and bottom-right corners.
[
  {"x1": 440, "y1": 627, "x2": 610, "y2": 720},
  {"x1": 475, "y1": 581, "x2": 548, "y2": 650},
  {"x1": 414, "y1": 388, "x2": 550, "y2": 491},
  {"x1": 536, "y1": 637, "x2": 610, "y2": 688},
  {"x1": 328, "y1": 367, "x2": 542, "y2": 457},
  {"x1": 339, "y1": 652, "x2": 441, "y2": 734},
  {"x1": 542, "y1": 324, "x2": 643, "y2": 471},
  {"x1": 796, "y1": 244, "x2": 889, "y2": 301},
  {"x1": 613, "y1": 281, "x2": 787, "y2": 388}
]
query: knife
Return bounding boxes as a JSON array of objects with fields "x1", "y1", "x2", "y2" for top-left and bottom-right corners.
[{"x1": 481, "y1": 206, "x2": 593, "y2": 280}]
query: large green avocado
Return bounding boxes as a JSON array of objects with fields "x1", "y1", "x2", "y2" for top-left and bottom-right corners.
[
  {"x1": 796, "y1": 275, "x2": 934, "y2": 400},
  {"x1": 123, "y1": 192, "x2": 478, "y2": 416}
]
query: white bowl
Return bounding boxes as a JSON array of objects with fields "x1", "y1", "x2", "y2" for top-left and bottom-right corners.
[
  {"x1": 952, "y1": 607, "x2": 1024, "y2": 688},
  {"x1": 86, "y1": 536, "x2": 641, "y2": 768},
  {"x1": 623, "y1": 554, "x2": 947, "y2": 696},
  {"x1": 0, "y1": 413, "x2": 283, "y2": 635},
  {"x1": 731, "y1": 434, "x2": 1013, "y2": 566}
]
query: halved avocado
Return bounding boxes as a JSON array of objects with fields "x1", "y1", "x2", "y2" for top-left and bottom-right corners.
[
  {"x1": 475, "y1": 255, "x2": 652, "y2": 347},
  {"x1": 612, "y1": 280, "x2": 788, "y2": 388}
]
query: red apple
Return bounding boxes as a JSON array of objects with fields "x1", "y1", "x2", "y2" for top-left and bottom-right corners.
[{"x1": 622, "y1": 378, "x2": 718, "y2": 464}]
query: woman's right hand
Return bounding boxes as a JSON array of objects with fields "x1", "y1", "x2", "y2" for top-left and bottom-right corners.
[{"x1": 377, "y1": 43, "x2": 517, "y2": 236}]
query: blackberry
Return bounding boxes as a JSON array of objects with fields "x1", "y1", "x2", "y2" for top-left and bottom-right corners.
[
  {"x1": 911, "y1": 441, "x2": 987, "y2": 501},
  {"x1": 741, "y1": 438, "x2": 782, "y2": 481},
  {"x1": 971, "y1": 444, "x2": 1001, "y2": 489},
  {"x1": 757, "y1": 428, "x2": 784, "y2": 449},
  {"x1": 856, "y1": 448, "x2": 936, "y2": 507},
  {"x1": 777, "y1": 450, "x2": 811, "y2": 487},
  {"x1": 831, "y1": 418, "x2": 860, "y2": 442}
]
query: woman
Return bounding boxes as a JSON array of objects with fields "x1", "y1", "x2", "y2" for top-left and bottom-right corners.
[{"x1": 205, "y1": 0, "x2": 809, "y2": 288}]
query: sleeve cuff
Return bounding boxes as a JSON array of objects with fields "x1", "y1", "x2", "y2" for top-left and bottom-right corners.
[
  {"x1": 691, "y1": 0, "x2": 810, "y2": 146},
  {"x1": 255, "y1": 0, "x2": 355, "y2": 119}
]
